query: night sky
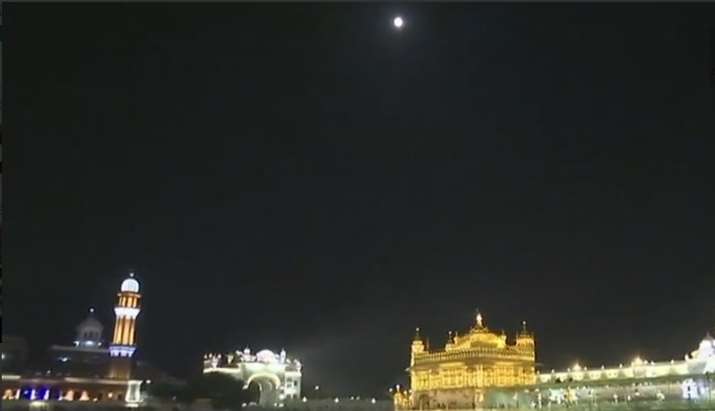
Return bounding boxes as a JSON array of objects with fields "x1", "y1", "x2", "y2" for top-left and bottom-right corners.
[{"x1": 5, "y1": 3, "x2": 715, "y2": 398}]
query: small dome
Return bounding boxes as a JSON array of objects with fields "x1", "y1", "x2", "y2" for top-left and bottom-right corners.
[
  {"x1": 121, "y1": 275, "x2": 140, "y2": 292},
  {"x1": 256, "y1": 349, "x2": 278, "y2": 363},
  {"x1": 76, "y1": 309, "x2": 104, "y2": 345},
  {"x1": 77, "y1": 311, "x2": 103, "y2": 332}
]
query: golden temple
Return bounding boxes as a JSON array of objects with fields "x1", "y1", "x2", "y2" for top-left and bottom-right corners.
[{"x1": 405, "y1": 311, "x2": 535, "y2": 410}]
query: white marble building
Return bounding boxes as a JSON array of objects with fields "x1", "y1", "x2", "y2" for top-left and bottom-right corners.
[
  {"x1": 536, "y1": 333, "x2": 715, "y2": 387},
  {"x1": 203, "y1": 348, "x2": 302, "y2": 406}
]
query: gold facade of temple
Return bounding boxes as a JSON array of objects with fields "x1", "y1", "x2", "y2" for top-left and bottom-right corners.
[{"x1": 407, "y1": 312, "x2": 535, "y2": 410}]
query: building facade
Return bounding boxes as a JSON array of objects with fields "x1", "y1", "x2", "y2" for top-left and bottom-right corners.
[
  {"x1": 405, "y1": 312, "x2": 536, "y2": 410},
  {"x1": 493, "y1": 333, "x2": 715, "y2": 408},
  {"x1": 1, "y1": 274, "x2": 144, "y2": 404},
  {"x1": 203, "y1": 348, "x2": 302, "y2": 406},
  {"x1": 408, "y1": 330, "x2": 715, "y2": 410}
]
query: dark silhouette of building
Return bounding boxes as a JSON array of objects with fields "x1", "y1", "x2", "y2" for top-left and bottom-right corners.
[{"x1": 1, "y1": 336, "x2": 29, "y2": 374}]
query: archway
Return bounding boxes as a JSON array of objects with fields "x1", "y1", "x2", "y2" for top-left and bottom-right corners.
[
  {"x1": 245, "y1": 373, "x2": 281, "y2": 406},
  {"x1": 244, "y1": 381, "x2": 260, "y2": 404}
]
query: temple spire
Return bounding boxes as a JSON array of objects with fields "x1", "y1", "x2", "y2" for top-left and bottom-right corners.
[
  {"x1": 411, "y1": 327, "x2": 425, "y2": 356},
  {"x1": 475, "y1": 309, "x2": 484, "y2": 328}
]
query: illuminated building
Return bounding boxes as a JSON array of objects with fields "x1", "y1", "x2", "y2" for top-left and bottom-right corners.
[
  {"x1": 481, "y1": 333, "x2": 715, "y2": 409},
  {"x1": 1, "y1": 274, "x2": 144, "y2": 404},
  {"x1": 406, "y1": 311, "x2": 536, "y2": 409},
  {"x1": 536, "y1": 334, "x2": 714, "y2": 386},
  {"x1": 204, "y1": 348, "x2": 302, "y2": 406},
  {"x1": 402, "y1": 309, "x2": 715, "y2": 410}
]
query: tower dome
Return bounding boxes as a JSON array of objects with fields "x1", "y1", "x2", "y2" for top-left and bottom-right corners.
[{"x1": 121, "y1": 273, "x2": 140, "y2": 293}]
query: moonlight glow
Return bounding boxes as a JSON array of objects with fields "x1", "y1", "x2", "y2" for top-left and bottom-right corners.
[{"x1": 393, "y1": 16, "x2": 404, "y2": 29}]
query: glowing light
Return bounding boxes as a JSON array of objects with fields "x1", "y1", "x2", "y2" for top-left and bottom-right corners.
[
  {"x1": 334, "y1": 398, "x2": 340, "y2": 403},
  {"x1": 302, "y1": 397, "x2": 307, "y2": 403},
  {"x1": 393, "y1": 16, "x2": 404, "y2": 29},
  {"x1": 114, "y1": 307, "x2": 140, "y2": 318},
  {"x1": 110, "y1": 345, "x2": 136, "y2": 357},
  {"x1": 681, "y1": 379, "x2": 699, "y2": 400},
  {"x1": 371, "y1": 398, "x2": 377, "y2": 404}
]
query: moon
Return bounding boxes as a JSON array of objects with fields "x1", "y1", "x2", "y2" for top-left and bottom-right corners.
[{"x1": 393, "y1": 16, "x2": 404, "y2": 29}]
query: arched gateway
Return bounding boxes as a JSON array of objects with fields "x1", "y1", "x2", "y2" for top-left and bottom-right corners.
[{"x1": 203, "y1": 348, "x2": 302, "y2": 406}]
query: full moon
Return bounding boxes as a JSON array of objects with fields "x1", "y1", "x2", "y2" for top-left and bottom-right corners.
[{"x1": 393, "y1": 16, "x2": 404, "y2": 29}]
